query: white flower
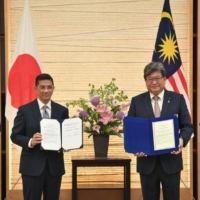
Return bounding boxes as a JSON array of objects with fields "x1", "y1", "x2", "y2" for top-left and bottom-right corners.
[
  {"x1": 85, "y1": 121, "x2": 91, "y2": 128},
  {"x1": 112, "y1": 99, "x2": 119, "y2": 106}
]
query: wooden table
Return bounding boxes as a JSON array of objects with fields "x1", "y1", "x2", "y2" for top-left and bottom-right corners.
[{"x1": 71, "y1": 156, "x2": 131, "y2": 200}]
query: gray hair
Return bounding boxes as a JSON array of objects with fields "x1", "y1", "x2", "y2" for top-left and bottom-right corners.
[{"x1": 143, "y1": 62, "x2": 166, "y2": 80}]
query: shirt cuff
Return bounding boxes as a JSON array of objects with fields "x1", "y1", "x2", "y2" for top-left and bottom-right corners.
[
  {"x1": 28, "y1": 138, "x2": 34, "y2": 148},
  {"x1": 179, "y1": 136, "x2": 185, "y2": 146}
]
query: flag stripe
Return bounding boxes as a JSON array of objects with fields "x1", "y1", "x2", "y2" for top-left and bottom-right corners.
[
  {"x1": 177, "y1": 66, "x2": 189, "y2": 96},
  {"x1": 165, "y1": 80, "x2": 174, "y2": 91},
  {"x1": 166, "y1": 70, "x2": 191, "y2": 114},
  {"x1": 167, "y1": 75, "x2": 180, "y2": 93},
  {"x1": 172, "y1": 74, "x2": 191, "y2": 114}
]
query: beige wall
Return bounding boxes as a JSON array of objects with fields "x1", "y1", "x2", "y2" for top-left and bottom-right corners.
[{"x1": 5, "y1": 0, "x2": 193, "y2": 199}]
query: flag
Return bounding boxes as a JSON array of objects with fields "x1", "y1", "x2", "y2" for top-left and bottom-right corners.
[
  {"x1": 5, "y1": 0, "x2": 42, "y2": 125},
  {"x1": 152, "y1": 0, "x2": 191, "y2": 115}
]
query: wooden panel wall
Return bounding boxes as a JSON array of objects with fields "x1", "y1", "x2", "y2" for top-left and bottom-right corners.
[
  {"x1": 197, "y1": 0, "x2": 200, "y2": 199},
  {"x1": 4, "y1": 0, "x2": 193, "y2": 199},
  {"x1": 0, "y1": 42, "x2": 2, "y2": 200}
]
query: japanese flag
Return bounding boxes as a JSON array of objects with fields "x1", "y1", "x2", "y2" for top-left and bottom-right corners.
[{"x1": 5, "y1": 0, "x2": 42, "y2": 125}]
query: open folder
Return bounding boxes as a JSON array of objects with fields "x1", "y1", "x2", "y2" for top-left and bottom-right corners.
[
  {"x1": 123, "y1": 115, "x2": 179, "y2": 155},
  {"x1": 40, "y1": 118, "x2": 83, "y2": 151}
]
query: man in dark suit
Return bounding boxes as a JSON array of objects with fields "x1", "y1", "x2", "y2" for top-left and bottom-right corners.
[
  {"x1": 128, "y1": 62, "x2": 193, "y2": 200},
  {"x1": 10, "y1": 73, "x2": 69, "y2": 200}
]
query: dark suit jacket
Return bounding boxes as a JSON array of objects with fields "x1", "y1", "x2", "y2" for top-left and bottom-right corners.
[
  {"x1": 128, "y1": 90, "x2": 193, "y2": 175},
  {"x1": 10, "y1": 99, "x2": 69, "y2": 176}
]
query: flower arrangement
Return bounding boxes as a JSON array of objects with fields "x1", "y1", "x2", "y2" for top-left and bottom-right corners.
[{"x1": 66, "y1": 78, "x2": 129, "y2": 138}]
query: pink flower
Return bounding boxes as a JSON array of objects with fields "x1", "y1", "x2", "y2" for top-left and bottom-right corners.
[
  {"x1": 113, "y1": 126, "x2": 119, "y2": 133},
  {"x1": 116, "y1": 111, "x2": 125, "y2": 120},
  {"x1": 99, "y1": 110, "x2": 114, "y2": 125},
  {"x1": 91, "y1": 96, "x2": 100, "y2": 106},
  {"x1": 120, "y1": 103, "x2": 127, "y2": 111},
  {"x1": 112, "y1": 99, "x2": 119, "y2": 106},
  {"x1": 93, "y1": 124, "x2": 100, "y2": 131},
  {"x1": 126, "y1": 102, "x2": 131, "y2": 107},
  {"x1": 95, "y1": 105, "x2": 107, "y2": 113}
]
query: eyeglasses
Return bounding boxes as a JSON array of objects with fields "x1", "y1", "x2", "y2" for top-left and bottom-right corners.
[
  {"x1": 38, "y1": 85, "x2": 54, "y2": 91},
  {"x1": 146, "y1": 77, "x2": 163, "y2": 83}
]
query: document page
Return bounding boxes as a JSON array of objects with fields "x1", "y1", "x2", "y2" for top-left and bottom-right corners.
[
  {"x1": 40, "y1": 119, "x2": 61, "y2": 150},
  {"x1": 62, "y1": 118, "x2": 82, "y2": 150},
  {"x1": 152, "y1": 119, "x2": 175, "y2": 151}
]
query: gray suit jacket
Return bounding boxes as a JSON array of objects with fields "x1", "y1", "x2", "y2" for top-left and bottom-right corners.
[
  {"x1": 128, "y1": 90, "x2": 193, "y2": 174},
  {"x1": 10, "y1": 99, "x2": 69, "y2": 176}
]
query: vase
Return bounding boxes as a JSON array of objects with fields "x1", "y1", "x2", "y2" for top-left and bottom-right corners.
[{"x1": 93, "y1": 134, "x2": 109, "y2": 158}]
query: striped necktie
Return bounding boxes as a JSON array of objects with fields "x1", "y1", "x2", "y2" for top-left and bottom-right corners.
[
  {"x1": 153, "y1": 96, "x2": 160, "y2": 117},
  {"x1": 43, "y1": 105, "x2": 49, "y2": 119}
]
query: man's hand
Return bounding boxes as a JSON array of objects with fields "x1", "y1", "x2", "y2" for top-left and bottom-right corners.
[
  {"x1": 171, "y1": 137, "x2": 184, "y2": 155},
  {"x1": 58, "y1": 149, "x2": 70, "y2": 153},
  {"x1": 134, "y1": 152, "x2": 147, "y2": 157},
  {"x1": 63, "y1": 149, "x2": 70, "y2": 152},
  {"x1": 31, "y1": 133, "x2": 42, "y2": 147}
]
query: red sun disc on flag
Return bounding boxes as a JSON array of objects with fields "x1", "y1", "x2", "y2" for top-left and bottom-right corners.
[{"x1": 8, "y1": 54, "x2": 42, "y2": 109}]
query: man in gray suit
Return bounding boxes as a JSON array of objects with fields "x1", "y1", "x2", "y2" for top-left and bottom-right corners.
[
  {"x1": 11, "y1": 73, "x2": 69, "y2": 200},
  {"x1": 128, "y1": 62, "x2": 193, "y2": 200}
]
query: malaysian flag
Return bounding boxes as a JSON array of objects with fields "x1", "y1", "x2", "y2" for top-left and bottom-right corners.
[{"x1": 152, "y1": 0, "x2": 191, "y2": 115}]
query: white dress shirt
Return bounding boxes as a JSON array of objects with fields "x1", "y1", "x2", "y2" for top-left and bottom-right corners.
[
  {"x1": 28, "y1": 99, "x2": 52, "y2": 148},
  {"x1": 150, "y1": 90, "x2": 165, "y2": 113}
]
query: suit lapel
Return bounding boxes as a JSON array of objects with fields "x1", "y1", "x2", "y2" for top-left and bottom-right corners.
[
  {"x1": 31, "y1": 99, "x2": 42, "y2": 121},
  {"x1": 51, "y1": 101, "x2": 58, "y2": 119},
  {"x1": 161, "y1": 90, "x2": 171, "y2": 116},
  {"x1": 144, "y1": 92, "x2": 155, "y2": 118}
]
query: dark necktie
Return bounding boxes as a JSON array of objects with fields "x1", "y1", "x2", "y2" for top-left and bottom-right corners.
[
  {"x1": 43, "y1": 105, "x2": 49, "y2": 119},
  {"x1": 153, "y1": 96, "x2": 160, "y2": 117}
]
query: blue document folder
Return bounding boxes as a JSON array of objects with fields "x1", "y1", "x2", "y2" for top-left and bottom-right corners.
[{"x1": 123, "y1": 115, "x2": 179, "y2": 155}]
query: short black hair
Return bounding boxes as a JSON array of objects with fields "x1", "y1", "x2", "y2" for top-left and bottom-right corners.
[
  {"x1": 143, "y1": 62, "x2": 166, "y2": 80},
  {"x1": 35, "y1": 73, "x2": 54, "y2": 86}
]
